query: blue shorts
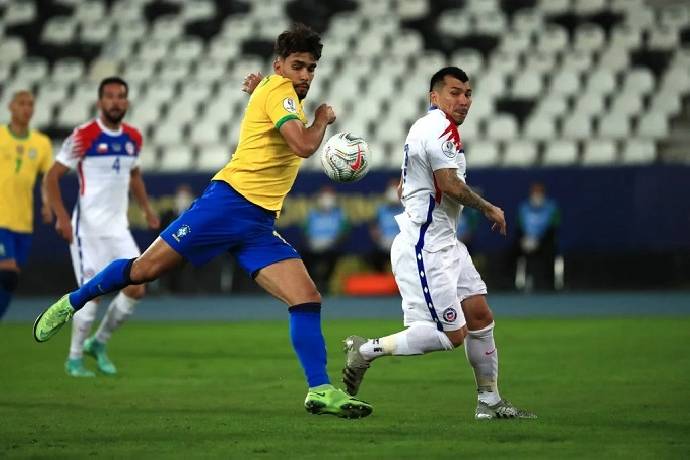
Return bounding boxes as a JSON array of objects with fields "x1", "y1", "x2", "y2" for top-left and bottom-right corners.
[
  {"x1": 160, "y1": 180, "x2": 300, "y2": 277},
  {"x1": 0, "y1": 228, "x2": 32, "y2": 267}
]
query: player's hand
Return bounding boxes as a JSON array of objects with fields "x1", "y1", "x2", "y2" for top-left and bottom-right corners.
[
  {"x1": 40, "y1": 204, "x2": 53, "y2": 224},
  {"x1": 315, "y1": 104, "x2": 336, "y2": 125},
  {"x1": 145, "y1": 210, "x2": 160, "y2": 230},
  {"x1": 484, "y1": 205, "x2": 507, "y2": 236},
  {"x1": 241, "y1": 72, "x2": 263, "y2": 94},
  {"x1": 55, "y1": 214, "x2": 73, "y2": 243}
]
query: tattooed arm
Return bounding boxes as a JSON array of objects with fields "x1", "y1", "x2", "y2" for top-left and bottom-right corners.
[{"x1": 433, "y1": 168, "x2": 507, "y2": 236}]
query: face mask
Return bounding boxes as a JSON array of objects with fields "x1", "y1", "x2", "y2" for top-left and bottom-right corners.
[
  {"x1": 175, "y1": 192, "x2": 194, "y2": 213},
  {"x1": 318, "y1": 193, "x2": 336, "y2": 210},
  {"x1": 529, "y1": 194, "x2": 545, "y2": 207},
  {"x1": 385, "y1": 187, "x2": 399, "y2": 204}
]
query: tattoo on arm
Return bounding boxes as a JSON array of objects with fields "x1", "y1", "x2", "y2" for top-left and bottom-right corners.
[{"x1": 454, "y1": 183, "x2": 491, "y2": 213}]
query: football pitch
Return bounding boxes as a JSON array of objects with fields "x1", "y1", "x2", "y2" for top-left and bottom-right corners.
[{"x1": 1, "y1": 316, "x2": 689, "y2": 459}]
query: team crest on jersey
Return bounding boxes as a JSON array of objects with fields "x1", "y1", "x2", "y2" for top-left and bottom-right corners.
[
  {"x1": 28, "y1": 148, "x2": 37, "y2": 159},
  {"x1": 172, "y1": 224, "x2": 191, "y2": 242},
  {"x1": 442, "y1": 307, "x2": 458, "y2": 322},
  {"x1": 125, "y1": 142, "x2": 135, "y2": 155},
  {"x1": 112, "y1": 143, "x2": 122, "y2": 152},
  {"x1": 97, "y1": 143, "x2": 108, "y2": 153},
  {"x1": 283, "y1": 97, "x2": 297, "y2": 113},
  {"x1": 441, "y1": 140, "x2": 458, "y2": 158}
]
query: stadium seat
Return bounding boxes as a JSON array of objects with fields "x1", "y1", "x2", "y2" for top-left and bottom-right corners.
[
  {"x1": 196, "y1": 144, "x2": 231, "y2": 171},
  {"x1": 14, "y1": 58, "x2": 49, "y2": 86},
  {"x1": 549, "y1": 71, "x2": 581, "y2": 96},
  {"x1": 610, "y1": 25, "x2": 643, "y2": 50},
  {"x1": 536, "y1": 25, "x2": 569, "y2": 54},
  {"x1": 438, "y1": 9, "x2": 471, "y2": 38},
  {"x1": 543, "y1": 140, "x2": 579, "y2": 166},
  {"x1": 512, "y1": 9, "x2": 544, "y2": 34},
  {"x1": 166, "y1": 101, "x2": 198, "y2": 125},
  {"x1": 502, "y1": 140, "x2": 538, "y2": 167},
  {"x1": 41, "y1": 16, "x2": 78, "y2": 45},
  {"x1": 562, "y1": 114, "x2": 595, "y2": 140},
  {"x1": 623, "y1": 68, "x2": 655, "y2": 95},
  {"x1": 486, "y1": 114, "x2": 518, "y2": 142},
  {"x1": 498, "y1": 31, "x2": 532, "y2": 55},
  {"x1": 466, "y1": 140, "x2": 500, "y2": 168},
  {"x1": 3, "y1": 2, "x2": 37, "y2": 26},
  {"x1": 56, "y1": 101, "x2": 95, "y2": 128},
  {"x1": 636, "y1": 113, "x2": 669, "y2": 141},
  {"x1": 523, "y1": 115, "x2": 557, "y2": 142},
  {"x1": 658, "y1": 4, "x2": 690, "y2": 30},
  {"x1": 597, "y1": 46, "x2": 631, "y2": 73},
  {"x1": 648, "y1": 27, "x2": 681, "y2": 50},
  {"x1": 153, "y1": 120, "x2": 186, "y2": 147},
  {"x1": 582, "y1": 139, "x2": 618, "y2": 165},
  {"x1": 190, "y1": 123, "x2": 223, "y2": 146},
  {"x1": 183, "y1": 0, "x2": 216, "y2": 22},
  {"x1": 158, "y1": 145, "x2": 195, "y2": 172},
  {"x1": 81, "y1": 22, "x2": 113, "y2": 45},
  {"x1": 598, "y1": 114, "x2": 631, "y2": 139},
  {"x1": 574, "y1": 0, "x2": 608, "y2": 15},
  {"x1": 573, "y1": 94, "x2": 605, "y2": 118},
  {"x1": 397, "y1": 0, "x2": 429, "y2": 20},
  {"x1": 458, "y1": 115, "x2": 483, "y2": 141},
  {"x1": 523, "y1": 51, "x2": 557, "y2": 76},
  {"x1": 574, "y1": 24, "x2": 606, "y2": 53},
  {"x1": 610, "y1": 93, "x2": 643, "y2": 117},
  {"x1": 52, "y1": 58, "x2": 85, "y2": 83},
  {"x1": 511, "y1": 74, "x2": 544, "y2": 98},
  {"x1": 621, "y1": 139, "x2": 657, "y2": 164},
  {"x1": 538, "y1": 0, "x2": 570, "y2": 15},
  {"x1": 490, "y1": 51, "x2": 520, "y2": 77},
  {"x1": 533, "y1": 95, "x2": 568, "y2": 119},
  {"x1": 586, "y1": 69, "x2": 617, "y2": 95},
  {"x1": 144, "y1": 81, "x2": 177, "y2": 105},
  {"x1": 561, "y1": 50, "x2": 594, "y2": 75},
  {"x1": 139, "y1": 149, "x2": 160, "y2": 172},
  {"x1": 650, "y1": 90, "x2": 683, "y2": 118},
  {"x1": 0, "y1": 37, "x2": 26, "y2": 64}
]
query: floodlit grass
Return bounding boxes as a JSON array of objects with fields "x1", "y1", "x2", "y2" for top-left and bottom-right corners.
[{"x1": 1, "y1": 318, "x2": 689, "y2": 459}]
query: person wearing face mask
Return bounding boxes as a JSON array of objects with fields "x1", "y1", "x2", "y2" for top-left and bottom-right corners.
[
  {"x1": 301, "y1": 185, "x2": 349, "y2": 294},
  {"x1": 368, "y1": 178, "x2": 404, "y2": 272},
  {"x1": 515, "y1": 182, "x2": 560, "y2": 291}
]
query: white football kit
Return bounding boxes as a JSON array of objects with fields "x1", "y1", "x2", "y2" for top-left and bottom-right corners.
[
  {"x1": 56, "y1": 119, "x2": 143, "y2": 285},
  {"x1": 391, "y1": 108, "x2": 487, "y2": 332}
]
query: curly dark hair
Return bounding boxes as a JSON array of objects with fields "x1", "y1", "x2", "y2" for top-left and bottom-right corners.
[{"x1": 274, "y1": 23, "x2": 323, "y2": 61}]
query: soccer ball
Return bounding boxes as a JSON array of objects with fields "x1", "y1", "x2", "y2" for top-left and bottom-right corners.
[{"x1": 320, "y1": 132, "x2": 370, "y2": 183}]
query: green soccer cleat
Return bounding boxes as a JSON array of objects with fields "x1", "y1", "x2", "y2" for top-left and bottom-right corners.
[
  {"x1": 33, "y1": 294, "x2": 76, "y2": 343},
  {"x1": 64, "y1": 358, "x2": 96, "y2": 378},
  {"x1": 304, "y1": 384, "x2": 373, "y2": 419},
  {"x1": 475, "y1": 399, "x2": 537, "y2": 420},
  {"x1": 83, "y1": 336, "x2": 117, "y2": 375},
  {"x1": 341, "y1": 335, "x2": 371, "y2": 396}
]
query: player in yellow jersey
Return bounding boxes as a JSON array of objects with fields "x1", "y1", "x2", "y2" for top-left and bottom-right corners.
[
  {"x1": 0, "y1": 91, "x2": 53, "y2": 319},
  {"x1": 34, "y1": 24, "x2": 372, "y2": 419}
]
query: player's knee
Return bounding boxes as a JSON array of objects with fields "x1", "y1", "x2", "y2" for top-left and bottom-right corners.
[
  {"x1": 445, "y1": 326, "x2": 467, "y2": 348},
  {"x1": 0, "y1": 270, "x2": 19, "y2": 292}
]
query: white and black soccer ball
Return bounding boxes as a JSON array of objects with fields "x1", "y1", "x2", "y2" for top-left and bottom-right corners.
[{"x1": 320, "y1": 132, "x2": 370, "y2": 183}]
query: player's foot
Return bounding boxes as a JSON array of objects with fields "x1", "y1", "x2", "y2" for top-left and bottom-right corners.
[
  {"x1": 33, "y1": 294, "x2": 75, "y2": 342},
  {"x1": 64, "y1": 358, "x2": 96, "y2": 378},
  {"x1": 83, "y1": 336, "x2": 117, "y2": 375},
  {"x1": 475, "y1": 399, "x2": 537, "y2": 420},
  {"x1": 341, "y1": 335, "x2": 371, "y2": 396},
  {"x1": 304, "y1": 384, "x2": 373, "y2": 419}
]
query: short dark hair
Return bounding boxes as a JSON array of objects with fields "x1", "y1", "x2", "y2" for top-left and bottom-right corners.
[
  {"x1": 274, "y1": 23, "x2": 323, "y2": 61},
  {"x1": 98, "y1": 76, "x2": 128, "y2": 99},
  {"x1": 429, "y1": 67, "x2": 469, "y2": 92}
]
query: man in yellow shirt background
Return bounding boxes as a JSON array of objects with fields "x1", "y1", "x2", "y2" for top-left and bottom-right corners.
[{"x1": 0, "y1": 90, "x2": 52, "y2": 319}]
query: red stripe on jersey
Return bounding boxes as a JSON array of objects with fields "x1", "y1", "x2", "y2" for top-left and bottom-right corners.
[
  {"x1": 77, "y1": 161, "x2": 85, "y2": 195},
  {"x1": 72, "y1": 120, "x2": 102, "y2": 157},
  {"x1": 121, "y1": 123, "x2": 143, "y2": 151},
  {"x1": 438, "y1": 111, "x2": 463, "y2": 151}
]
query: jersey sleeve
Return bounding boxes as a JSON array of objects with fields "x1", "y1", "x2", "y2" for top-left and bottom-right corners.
[
  {"x1": 55, "y1": 130, "x2": 81, "y2": 169},
  {"x1": 423, "y1": 119, "x2": 461, "y2": 172},
  {"x1": 265, "y1": 79, "x2": 304, "y2": 129}
]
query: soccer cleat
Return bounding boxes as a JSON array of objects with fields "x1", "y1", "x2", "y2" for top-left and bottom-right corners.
[
  {"x1": 33, "y1": 294, "x2": 76, "y2": 342},
  {"x1": 341, "y1": 335, "x2": 371, "y2": 396},
  {"x1": 475, "y1": 399, "x2": 537, "y2": 420},
  {"x1": 83, "y1": 337, "x2": 117, "y2": 375},
  {"x1": 64, "y1": 358, "x2": 96, "y2": 378},
  {"x1": 304, "y1": 384, "x2": 373, "y2": 419}
]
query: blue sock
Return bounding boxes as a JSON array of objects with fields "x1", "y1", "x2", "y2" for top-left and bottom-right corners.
[
  {"x1": 0, "y1": 288, "x2": 11, "y2": 319},
  {"x1": 69, "y1": 258, "x2": 134, "y2": 309},
  {"x1": 289, "y1": 302, "x2": 330, "y2": 388}
]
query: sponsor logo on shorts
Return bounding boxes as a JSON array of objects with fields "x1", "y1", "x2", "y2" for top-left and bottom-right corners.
[
  {"x1": 442, "y1": 307, "x2": 458, "y2": 322},
  {"x1": 172, "y1": 224, "x2": 191, "y2": 242}
]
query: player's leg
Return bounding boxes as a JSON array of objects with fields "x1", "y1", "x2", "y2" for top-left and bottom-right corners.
[
  {"x1": 0, "y1": 259, "x2": 19, "y2": 320},
  {"x1": 342, "y1": 237, "x2": 463, "y2": 396},
  {"x1": 33, "y1": 237, "x2": 182, "y2": 342},
  {"x1": 66, "y1": 301, "x2": 98, "y2": 377},
  {"x1": 0, "y1": 229, "x2": 26, "y2": 319},
  {"x1": 86, "y1": 235, "x2": 146, "y2": 374},
  {"x1": 458, "y1": 243, "x2": 536, "y2": 419},
  {"x1": 250, "y1": 240, "x2": 371, "y2": 418}
]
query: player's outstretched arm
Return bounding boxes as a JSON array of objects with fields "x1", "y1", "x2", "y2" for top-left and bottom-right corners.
[
  {"x1": 279, "y1": 103, "x2": 336, "y2": 158},
  {"x1": 434, "y1": 168, "x2": 507, "y2": 236},
  {"x1": 43, "y1": 162, "x2": 74, "y2": 242},
  {"x1": 129, "y1": 167, "x2": 160, "y2": 230}
]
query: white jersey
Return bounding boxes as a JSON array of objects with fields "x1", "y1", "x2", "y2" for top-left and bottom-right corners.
[
  {"x1": 397, "y1": 108, "x2": 467, "y2": 252},
  {"x1": 56, "y1": 118, "x2": 143, "y2": 237}
]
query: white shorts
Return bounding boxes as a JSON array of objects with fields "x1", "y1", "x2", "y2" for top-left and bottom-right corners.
[
  {"x1": 391, "y1": 234, "x2": 487, "y2": 331},
  {"x1": 70, "y1": 232, "x2": 141, "y2": 286}
]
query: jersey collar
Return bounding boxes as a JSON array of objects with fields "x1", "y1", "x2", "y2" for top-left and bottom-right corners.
[{"x1": 96, "y1": 117, "x2": 123, "y2": 136}]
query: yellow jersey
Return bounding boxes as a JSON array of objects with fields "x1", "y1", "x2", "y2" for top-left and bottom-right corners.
[
  {"x1": 213, "y1": 75, "x2": 308, "y2": 213},
  {"x1": 0, "y1": 125, "x2": 53, "y2": 233}
]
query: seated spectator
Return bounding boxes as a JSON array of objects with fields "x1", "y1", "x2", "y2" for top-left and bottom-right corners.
[{"x1": 368, "y1": 178, "x2": 403, "y2": 272}]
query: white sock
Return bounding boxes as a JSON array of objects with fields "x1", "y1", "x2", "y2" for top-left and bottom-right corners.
[
  {"x1": 359, "y1": 323, "x2": 454, "y2": 360},
  {"x1": 95, "y1": 292, "x2": 138, "y2": 344},
  {"x1": 69, "y1": 301, "x2": 98, "y2": 359},
  {"x1": 465, "y1": 321, "x2": 501, "y2": 405}
]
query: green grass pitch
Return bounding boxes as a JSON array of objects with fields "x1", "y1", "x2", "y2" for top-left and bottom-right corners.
[{"x1": 1, "y1": 317, "x2": 689, "y2": 459}]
